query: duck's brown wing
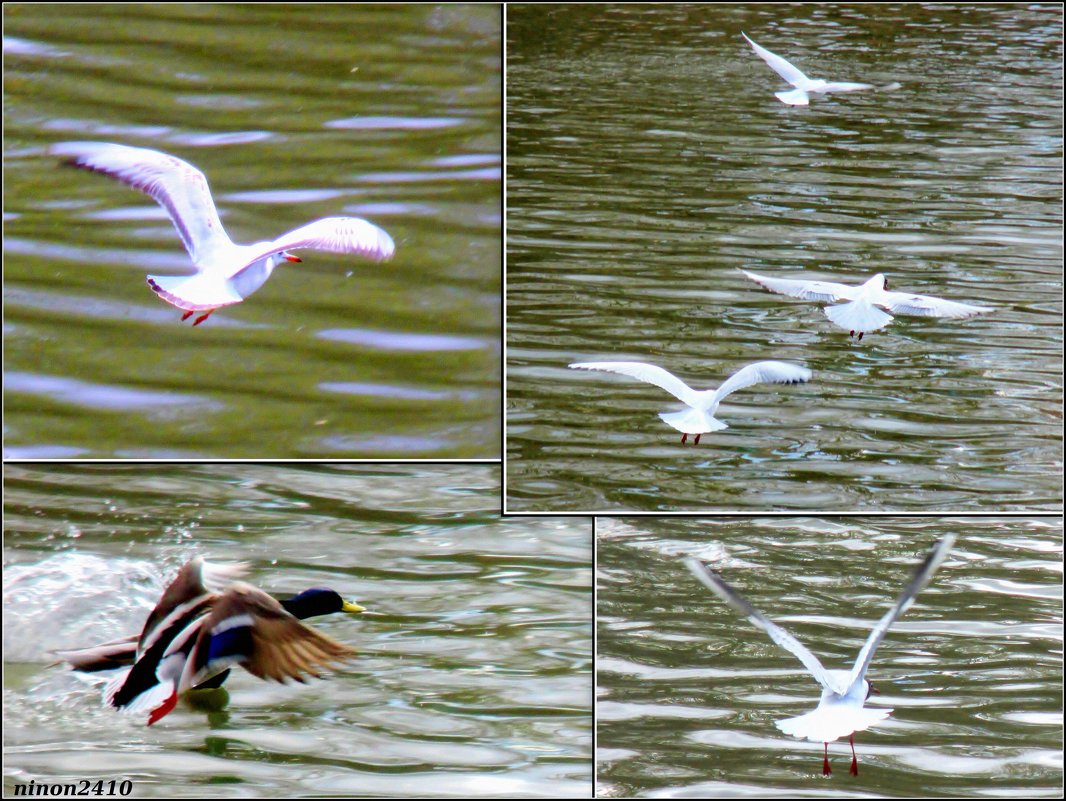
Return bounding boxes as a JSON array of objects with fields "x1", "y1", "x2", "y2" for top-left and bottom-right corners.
[
  {"x1": 183, "y1": 582, "x2": 356, "y2": 689},
  {"x1": 54, "y1": 634, "x2": 140, "y2": 672},
  {"x1": 137, "y1": 557, "x2": 248, "y2": 655}
]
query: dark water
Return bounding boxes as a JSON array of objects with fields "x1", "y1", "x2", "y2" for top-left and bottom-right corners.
[
  {"x1": 4, "y1": 4, "x2": 501, "y2": 458},
  {"x1": 596, "y1": 516, "x2": 1063, "y2": 798},
  {"x1": 506, "y1": 3, "x2": 1063, "y2": 511},
  {"x1": 3, "y1": 462, "x2": 592, "y2": 797}
]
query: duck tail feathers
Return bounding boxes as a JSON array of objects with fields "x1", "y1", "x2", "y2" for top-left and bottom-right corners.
[
  {"x1": 116, "y1": 678, "x2": 176, "y2": 722},
  {"x1": 103, "y1": 669, "x2": 132, "y2": 707}
]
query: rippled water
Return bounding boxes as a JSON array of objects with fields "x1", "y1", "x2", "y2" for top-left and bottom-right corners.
[
  {"x1": 3, "y1": 462, "x2": 592, "y2": 797},
  {"x1": 506, "y1": 4, "x2": 1062, "y2": 511},
  {"x1": 4, "y1": 4, "x2": 501, "y2": 458},
  {"x1": 596, "y1": 516, "x2": 1063, "y2": 797}
]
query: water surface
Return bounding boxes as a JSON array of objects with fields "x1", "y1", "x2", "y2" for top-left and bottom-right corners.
[
  {"x1": 5, "y1": 3, "x2": 501, "y2": 458},
  {"x1": 597, "y1": 515, "x2": 1062, "y2": 797},
  {"x1": 3, "y1": 462, "x2": 591, "y2": 798},
  {"x1": 506, "y1": 4, "x2": 1062, "y2": 511}
]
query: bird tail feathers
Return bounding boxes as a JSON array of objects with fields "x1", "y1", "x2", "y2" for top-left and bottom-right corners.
[
  {"x1": 775, "y1": 88, "x2": 809, "y2": 106},
  {"x1": 776, "y1": 705, "x2": 893, "y2": 743},
  {"x1": 146, "y1": 274, "x2": 243, "y2": 312},
  {"x1": 824, "y1": 300, "x2": 893, "y2": 333},
  {"x1": 659, "y1": 408, "x2": 728, "y2": 435},
  {"x1": 108, "y1": 674, "x2": 177, "y2": 725}
]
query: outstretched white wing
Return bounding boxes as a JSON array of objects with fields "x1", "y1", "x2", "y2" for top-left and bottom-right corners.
[
  {"x1": 821, "y1": 81, "x2": 875, "y2": 93},
  {"x1": 742, "y1": 32, "x2": 811, "y2": 89},
  {"x1": 845, "y1": 535, "x2": 956, "y2": 695},
  {"x1": 879, "y1": 291, "x2": 992, "y2": 319},
  {"x1": 713, "y1": 361, "x2": 812, "y2": 403},
  {"x1": 53, "y1": 141, "x2": 229, "y2": 267},
  {"x1": 237, "y1": 216, "x2": 395, "y2": 277},
  {"x1": 685, "y1": 557, "x2": 847, "y2": 696},
  {"x1": 741, "y1": 270, "x2": 858, "y2": 303},
  {"x1": 568, "y1": 361, "x2": 702, "y2": 408}
]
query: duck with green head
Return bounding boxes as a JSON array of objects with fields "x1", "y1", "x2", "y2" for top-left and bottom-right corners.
[{"x1": 57, "y1": 557, "x2": 365, "y2": 724}]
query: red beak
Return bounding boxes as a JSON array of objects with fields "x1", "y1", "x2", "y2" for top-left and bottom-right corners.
[{"x1": 284, "y1": 253, "x2": 302, "y2": 263}]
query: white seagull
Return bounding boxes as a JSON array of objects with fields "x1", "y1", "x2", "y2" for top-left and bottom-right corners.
[
  {"x1": 684, "y1": 534, "x2": 955, "y2": 776},
  {"x1": 53, "y1": 142, "x2": 396, "y2": 326},
  {"x1": 741, "y1": 32, "x2": 874, "y2": 106},
  {"x1": 567, "y1": 360, "x2": 811, "y2": 445},
  {"x1": 741, "y1": 270, "x2": 993, "y2": 340}
]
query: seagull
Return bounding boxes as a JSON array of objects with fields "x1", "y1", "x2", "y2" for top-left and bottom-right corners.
[
  {"x1": 741, "y1": 32, "x2": 874, "y2": 106},
  {"x1": 567, "y1": 360, "x2": 811, "y2": 444},
  {"x1": 684, "y1": 534, "x2": 956, "y2": 776},
  {"x1": 741, "y1": 270, "x2": 993, "y2": 340},
  {"x1": 52, "y1": 142, "x2": 396, "y2": 326}
]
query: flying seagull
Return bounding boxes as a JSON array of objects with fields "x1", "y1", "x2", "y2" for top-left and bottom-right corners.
[
  {"x1": 742, "y1": 32, "x2": 874, "y2": 106},
  {"x1": 568, "y1": 360, "x2": 811, "y2": 444},
  {"x1": 741, "y1": 270, "x2": 993, "y2": 339},
  {"x1": 53, "y1": 142, "x2": 396, "y2": 326},
  {"x1": 684, "y1": 534, "x2": 955, "y2": 776}
]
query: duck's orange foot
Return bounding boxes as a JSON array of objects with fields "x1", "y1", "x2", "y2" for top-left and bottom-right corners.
[{"x1": 147, "y1": 690, "x2": 178, "y2": 726}]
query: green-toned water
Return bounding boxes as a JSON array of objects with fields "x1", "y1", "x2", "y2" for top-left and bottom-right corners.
[
  {"x1": 3, "y1": 4, "x2": 1064, "y2": 798},
  {"x1": 597, "y1": 516, "x2": 1063, "y2": 798},
  {"x1": 5, "y1": 4, "x2": 501, "y2": 458},
  {"x1": 4, "y1": 462, "x2": 592, "y2": 798},
  {"x1": 506, "y1": 3, "x2": 1062, "y2": 511}
]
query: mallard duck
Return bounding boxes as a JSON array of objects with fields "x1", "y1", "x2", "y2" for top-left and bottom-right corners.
[{"x1": 56, "y1": 557, "x2": 365, "y2": 724}]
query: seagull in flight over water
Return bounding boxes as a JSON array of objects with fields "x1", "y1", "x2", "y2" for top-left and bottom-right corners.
[
  {"x1": 742, "y1": 32, "x2": 874, "y2": 106},
  {"x1": 741, "y1": 270, "x2": 993, "y2": 340},
  {"x1": 53, "y1": 142, "x2": 396, "y2": 326},
  {"x1": 568, "y1": 360, "x2": 811, "y2": 444},
  {"x1": 684, "y1": 534, "x2": 956, "y2": 776}
]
